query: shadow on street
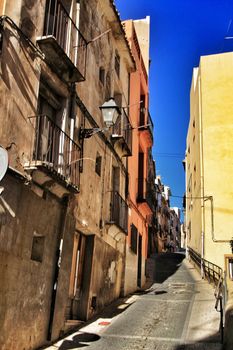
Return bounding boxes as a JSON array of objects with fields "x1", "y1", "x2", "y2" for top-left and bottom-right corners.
[
  {"x1": 43, "y1": 253, "x2": 223, "y2": 350},
  {"x1": 58, "y1": 332, "x2": 100, "y2": 349},
  {"x1": 153, "y1": 252, "x2": 186, "y2": 283}
]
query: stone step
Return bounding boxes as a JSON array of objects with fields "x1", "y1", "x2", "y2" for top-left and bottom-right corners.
[{"x1": 63, "y1": 320, "x2": 84, "y2": 333}]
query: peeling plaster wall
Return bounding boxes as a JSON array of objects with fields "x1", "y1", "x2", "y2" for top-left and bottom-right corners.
[
  {"x1": 0, "y1": 0, "x2": 45, "y2": 172},
  {"x1": 88, "y1": 235, "x2": 123, "y2": 317},
  {"x1": 0, "y1": 174, "x2": 63, "y2": 350},
  {"x1": 0, "y1": 1, "x2": 77, "y2": 348},
  {"x1": 75, "y1": 0, "x2": 132, "y2": 237},
  {"x1": 72, "y1": 0, "x2": 133, "y2": 313}
]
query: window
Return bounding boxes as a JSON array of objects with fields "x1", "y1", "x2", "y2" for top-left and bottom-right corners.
[
  {"x1": 99, "y1": 67, "x2": 105, "y2": 85},
  {"x1": 115, "y1": 50, "x2": 120, "y2": 77},
  {"x1": 95, "y1": 153, "x2": 102, "y2": 176},
  {"x1": 31, "y1": 232, "x2": 45, "y2": 263},
  {"x1": 130, "y1": 224, "x2": 138, "y2": 254},
  {"x1": 140, "y1": 94, "x2": 146, "y2": 126},
  {"x1": 114, "y1": 93, "x2": 122, "y2": 108},
  {"x1": 35, "y1": 90, "x2": 61, "y2": 163}
]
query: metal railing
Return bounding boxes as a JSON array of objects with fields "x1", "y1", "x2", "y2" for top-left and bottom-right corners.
[
  {"x1": 43, "y1": 0, "x2": 87, "y2": 78},
  {"x1": 188, "y1": 247, "x2": 222, "y2": 285},
  {"x1": 188, "y1": 246, "x2": 224, "y2": 343},
  {"x1": 110, "y1": 191, "x2": 128, "y2": 234},
  {"x1": 31, "y1": 115, "x2": 81, "y2": 187},
  {"x1": 137, "y1": 178, "x2": 155, "y2": 210},
  {"x1": 139, "y1": 108, "x2": 154, "y2": 141},
  {"x1": 112, "y1": 109, "x2": 132, "y2": 155}
]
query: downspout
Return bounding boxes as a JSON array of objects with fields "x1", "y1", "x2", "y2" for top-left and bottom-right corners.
[
  {"x1": 47, "y1": 86, "x2": 76, "y2": 340},
  {"x1": 47, "y1": 196, "x2": 69, "y2": 341},
  {"x1": 207, "y1": 195, "x2": 229, "y2": 243},
  {"x1": 198, "y1": 74, "x2": 205, "y2": 278}
]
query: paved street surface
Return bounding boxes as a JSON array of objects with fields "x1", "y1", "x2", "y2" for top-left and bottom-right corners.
[{"x1": 43, "y1": 253, "x2": 222, "y2": 350}]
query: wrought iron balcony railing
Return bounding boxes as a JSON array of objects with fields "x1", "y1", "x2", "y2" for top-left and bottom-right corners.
[
  {"x1": 29, "y1": 115, "x2": 81, "y2": 188},
  {"x1": 112, "y1": 109, "x2": 132, "y2": 156},
  {"x1": 137, "y1": 178, "x2": 156, "y2": 210},
  {"x1": 38, "y1": 0, "x2": 87, "y2": 82},
  {"x1": 139, "y1": 108, "x2": 154, "y2": 141},
  {"x1": 110, "y1": 191, "x2": 128, "y2": 234}
]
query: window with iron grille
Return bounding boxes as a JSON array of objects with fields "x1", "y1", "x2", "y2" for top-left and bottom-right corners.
[
  {"x1": 95, "y1": 152, "x2": 102, "y2": 176},
  {"x1": 131, "y1": 224, "x2": 138, "y2": 254}
]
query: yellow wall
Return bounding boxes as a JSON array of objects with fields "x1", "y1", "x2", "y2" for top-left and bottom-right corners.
[{"x1": 186, "y1": 52, "x2": 233, "y2": 268}]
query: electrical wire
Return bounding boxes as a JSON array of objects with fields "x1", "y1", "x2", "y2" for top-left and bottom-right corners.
[{"x1": 170, "y1": 194, "x2": 212, "y2": 200}]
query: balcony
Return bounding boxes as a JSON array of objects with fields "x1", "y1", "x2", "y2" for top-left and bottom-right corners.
[
  {"x1": 37, "y1": 0, "x2": 87, "y2": 83},
  {"x1": 24, "y1": 115, "x2": 81, "y2": 197},
  {"x1": 109, "y1": 191, "x2": 128, "y2": 234},
  {"x1": 139, "y1": 108, "x2": 154, "y2": 145},
  {"x1": 137, "y1": 178, "x2": 155, "y2": 211},
  {"x1": 111, "y1": 109, "x2": 132, "y2": 157}
]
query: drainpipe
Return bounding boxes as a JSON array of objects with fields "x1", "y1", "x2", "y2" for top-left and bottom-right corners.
[
  {"x1": 207, "y1": 195, "x2": 229, "y2": 243},
  {"x1": 47, "y1": 196, "x2": 69, "y2": 341}
]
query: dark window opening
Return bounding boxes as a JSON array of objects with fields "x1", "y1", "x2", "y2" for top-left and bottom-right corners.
[
  {"x1": 139, "y1": 94, "x2": 146, "y2": 126},
  {"x1": 31, "y1": 233, "x2": 45, "y2": 263},
  {"x1": 95, "y1": 153, "x2": 102, "y2": 176},
  {"x1": 131, "y1": 224, "x2": 138, "y2": 254},
  {"x1": 99, "y1": 67, "x2": 105, "y2": 85}
]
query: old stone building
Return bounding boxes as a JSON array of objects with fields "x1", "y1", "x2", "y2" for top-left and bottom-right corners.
[
  {"x1": 155, "y1": 176, "x2": 170, "y2": 253},
  {"x1": 169, "y1": 207, "x2": 181, "y2": 251},
  {"x1": 0, "y1": 0, "x2": 87, "y2": 348},
  {"x1": 68, "y1": 0, "x2": 135, "y2": 323},
  {"x1": 0, "y1": 0, "x2": 135, "y2": 349}
]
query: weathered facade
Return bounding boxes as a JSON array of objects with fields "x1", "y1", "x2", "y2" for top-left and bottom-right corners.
[
  {"x1": 155, "y1": 177, "x2": 171, "y2": 253},
  {"x1": 0, "y1": 0, "x2": 83, "y2": 348},
  {"x1": 122, "y1": 18, "x2": 156, "y2": 295},
  {"x1": 185, "y1": 52, "x2": 233, "y2": 269},
  {"x1": 169, "y1": 207, "x2": 181, "y2": 251},
  {"x1": 0, "y1": 0, "x2": 135, "y2": 349},
  {"x1": 68, "y1": 0, "x2": 135, "y2": 321}
]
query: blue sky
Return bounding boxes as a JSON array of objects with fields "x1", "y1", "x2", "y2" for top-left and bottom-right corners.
[{"x1": 115, "y1": 0, "x2": 233, "y2": 218}]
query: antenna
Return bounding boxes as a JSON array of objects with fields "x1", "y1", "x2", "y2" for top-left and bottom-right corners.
[{"x1": 0, "y1": 146, "x2": 8, "y2": 182}]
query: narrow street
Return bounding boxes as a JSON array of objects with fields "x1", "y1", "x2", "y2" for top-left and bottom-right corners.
[{"x1": 44, "y1": 253, "x2": 222, "y2": 350}]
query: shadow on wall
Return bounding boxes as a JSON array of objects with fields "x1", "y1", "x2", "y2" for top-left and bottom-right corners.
[{"x1": 153, "y1": 252, "x2": 186, "y2": 283}]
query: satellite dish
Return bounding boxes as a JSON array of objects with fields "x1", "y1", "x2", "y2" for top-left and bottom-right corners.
[{"x1": 0, "y1": 147, "x2": 8, "y2": 182}]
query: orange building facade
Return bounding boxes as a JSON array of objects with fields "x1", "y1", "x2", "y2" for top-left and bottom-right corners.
[{"x1": 123, "y1": 18, "x2": 155, "y2": 294}]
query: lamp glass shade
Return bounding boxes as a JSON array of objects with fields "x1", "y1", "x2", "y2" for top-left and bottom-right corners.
[{"x1": 100, "y1": 98, "x2": 120, "y2": 127}]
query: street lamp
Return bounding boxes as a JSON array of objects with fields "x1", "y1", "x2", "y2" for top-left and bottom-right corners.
[{"x1": 80, "y1": 97, "x2": 121, "y2": 139}]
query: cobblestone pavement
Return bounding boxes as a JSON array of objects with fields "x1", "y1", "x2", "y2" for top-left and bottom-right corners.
[{"x1": 44, "y1": 253, "x2": 222, "y2": 350}]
